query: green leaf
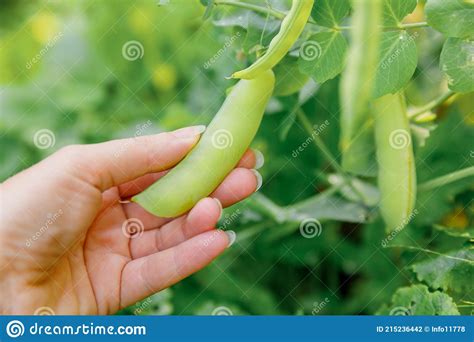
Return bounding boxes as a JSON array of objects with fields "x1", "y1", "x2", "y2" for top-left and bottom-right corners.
[
  {"x1": 373, "y1": 30, "x2": 417, "y2": 98},
  {"x1": 440, "y1": 37, "x2": 474, "y2": 92},
  {"x1": 377, "y1": 284, "x2": 460, "y2": 315},
  {"x1": 241, "y1": 16, "x2": 280, "y2": 54},
  {"x1": 298, "y1": 32, "x2": 347, "y2": 84},
  {"x1": 274, "y1": 58, "x2": 309, "y2": 97},
  {"x1": 382, "y1": 0, "x2": 417, "y2": 26},
  {"x1": 411, "y1": 249, "x2": 474, "y2": 294},
  {"x1": 311, "y1": 0, "x2": 351, "y2": 28},
  {"x1": 425, "y1": 0, "x2": 474, "y2": 38}
]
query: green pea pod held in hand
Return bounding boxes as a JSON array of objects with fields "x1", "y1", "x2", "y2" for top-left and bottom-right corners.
[
  {"x1": 132, "y1": 70, "x2": 275, "y2": 218},
  {"x1": 231, "y1": 0, "x2": 314, "y2": 80},
  {"x1": 340, "y1": 0, "x2": 382, "y2": 176},
  {"x1": 373, "y1": 92, "x2": 417, "y2": 232}
]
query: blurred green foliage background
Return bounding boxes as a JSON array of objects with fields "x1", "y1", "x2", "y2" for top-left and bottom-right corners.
[{"x1": 1, "y1": 0, "x2": 473, "y2": 315}]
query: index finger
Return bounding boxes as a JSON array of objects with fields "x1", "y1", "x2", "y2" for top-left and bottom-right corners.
[{"x1": 53, "y1": 125, "x2": 205, "y2": 192}]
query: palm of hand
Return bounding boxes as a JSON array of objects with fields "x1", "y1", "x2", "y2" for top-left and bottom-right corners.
[
  {"x1": 0, "y1": 141, "x2": 257, "y2": 315},
  {"x1": 3, "y1": 181, "x2": 229, "y2": 315},
  {"x1": 16, "y1": 179, "x2": 233, "y2": 315}
]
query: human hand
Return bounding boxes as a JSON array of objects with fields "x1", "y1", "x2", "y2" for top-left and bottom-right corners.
[{"x1": 0, "y1": 125, "x2": 262, "y2": 315}]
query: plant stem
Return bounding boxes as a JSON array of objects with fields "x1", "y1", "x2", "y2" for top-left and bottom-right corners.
[
  {"x1": 458, "y1": 301, "x2": 474, "y2": 308},
  {"x1": 237, "y1": 220, "x2": 272, "y2": 243},
  {"x1": 397, "y1": 21, "x2": 429, "y2": 29},
  {"x1": 295, "y1": 109, "x2": 339, "y2": 172},
  {"x1": 295, "y1": 108, "x2": 368, "y2": 205},
  {"x1": 338, "y1": 23, "x2": 429, "y2": 30},
  {"x1": 213, "y1": 0, "x2": 286, "y2": 21},
  {"x1": 246, "y1": 193, "x2": 287, "y2": 223},
  {"x1": 387, "y1": 245, "x2": 474, "y2": 264},
  {"x1": 418, "y1": 166, "x2": 474, "y2": 192},
  {"x1": 408, "y1": 90, "x2": 457, "y2": 119},
  {"x1": 213, "y1": 0, "x2": 427, "y2": 31},
  {"x1": 341, "y1": 21, "x2": 430, "y2": 31}
]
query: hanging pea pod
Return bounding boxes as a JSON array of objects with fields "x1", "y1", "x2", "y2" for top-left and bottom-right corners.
[
  {"x1": 339, "y1": 0, "x2": 383, "y2": 177},
  {"x1": 231, "y1": 0, "x2": 314, "y2": 80},
  {"x1": 133, "y1": 70, "x2": 275, "y2": 218},
  {"x1": 373, "y1": 92, "x2": 417, "y2": 232}
]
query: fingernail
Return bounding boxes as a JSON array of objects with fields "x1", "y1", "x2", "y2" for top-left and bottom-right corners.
[
  {"x1": 251, "y1": 169, "x2": 263, "y2": 192},
  {"x1": 213, "y1": 197, "x2": 223, "y2": 220},
  {"x1": 252, "y1": 149, "x2": 265, "y2": 169},
  {"x1": 224, "y1": 230, "x2": 236, "y2": 247},
  {"x1": 172, "y1": 125, "x2": 206, "y2": 138}
]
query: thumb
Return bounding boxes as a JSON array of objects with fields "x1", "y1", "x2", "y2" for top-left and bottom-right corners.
[{"x1": 52, "y1": 125, "x2": 205, "y2": 191}]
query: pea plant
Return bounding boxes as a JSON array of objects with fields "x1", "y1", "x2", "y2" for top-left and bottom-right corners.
[
  {"x1": 133, "y1": 70, "x2": 275, "y2": 217},
  {"x1": 199, "y1": 0, "x2": 474, "y2": 315},
  {"x1": 0, "y1": 0, "x2": 472, "y2": 316},
  {"x1": 133, "y1": 1, "x2": 312, "y2": 216}
]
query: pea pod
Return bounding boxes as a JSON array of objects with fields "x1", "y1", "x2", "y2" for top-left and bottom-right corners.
[
  {"x1": 132, "y1": 70, "x2": 275, "y2": 217},
  {"x1": 340, "y1": 0, "x2": 382, "y2": 176},
  {"x1": 373, "y1": 92, "x2": 417, "y2": 232},
  {"x1": 231, "y1": 0, "x2": 314, "y2": 80}
]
